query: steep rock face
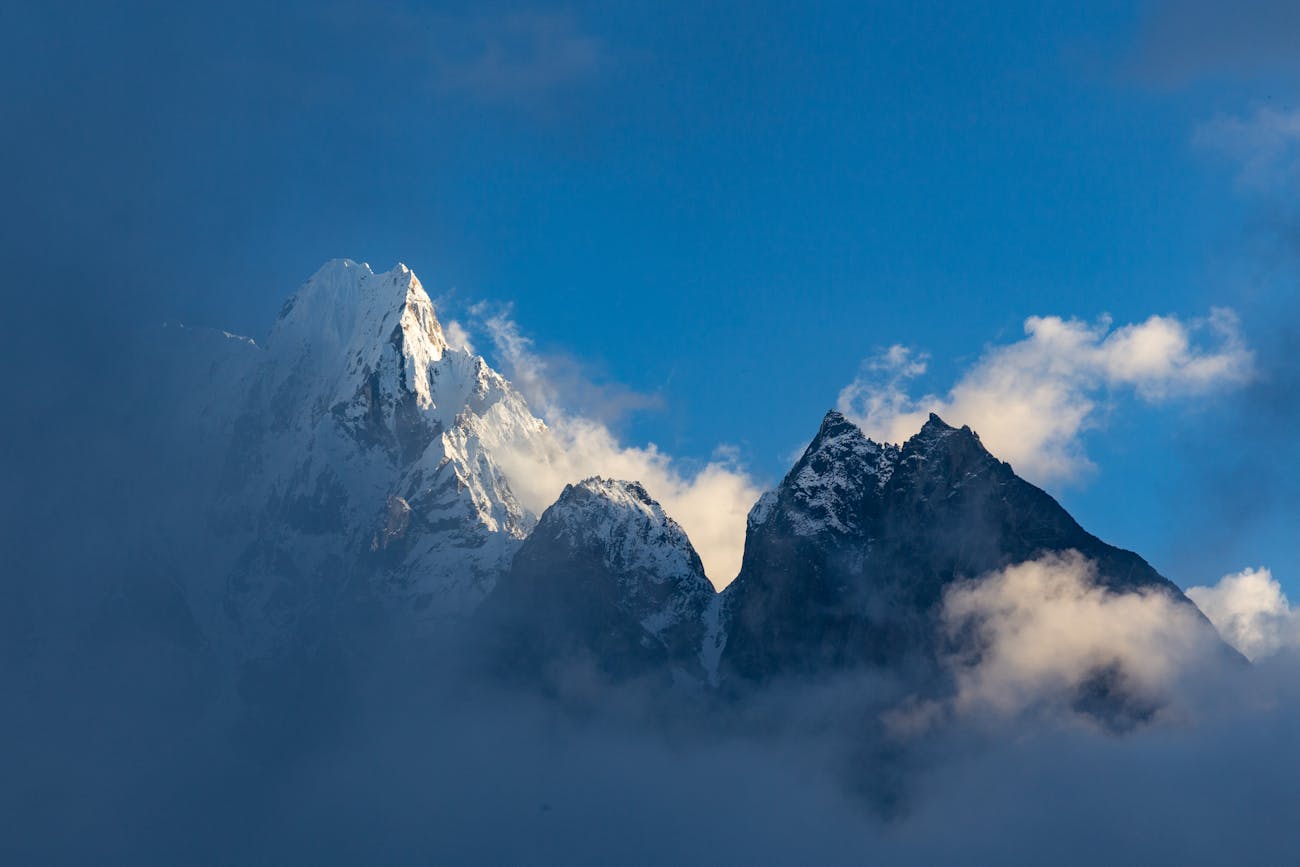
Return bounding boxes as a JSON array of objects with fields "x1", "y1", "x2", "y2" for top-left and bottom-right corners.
[
  {"x1": 481, "y1": 477, "x2": 721, "y2": 687},
  {"x1": 721, "y1": 410, "x2": 1200, "y2": 684},
  {"x1": 178, "y1": 260, "x2": 556, "y2": 657}
]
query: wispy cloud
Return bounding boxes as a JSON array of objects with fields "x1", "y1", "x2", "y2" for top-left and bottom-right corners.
[
  {"x1": 442, "y1": 318, "x2": 476, "y2": 354},
  {"x1": 1194, "y1": 107, "x2": 1300, "y2": 192},
  {"x1": 464, "y1": 304, "x2": 761, "y2": 588},
  {"x1": 431, "y1": 10, "x2": 612, "y2": 105},
  {"x1": 838, "y1": 311, "x2": 1253, "y2": 485},
  {"x1": 473, "y1": 302, "x2": 663, "y2": 423}
]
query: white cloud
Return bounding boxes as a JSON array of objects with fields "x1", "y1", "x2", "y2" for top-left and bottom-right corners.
[
  {"x1": 838, "y1": 310, "x2": 1253, "y2": 484},
  {"x1": 442, "y1": 319, "x2": 475, "y2": 354},
  {"x1": 939, "y1": 551, "x2": 1221, "y2": 721},
  {"x1": 473, "y1": 307, "x2": 762, "y2": 589},
  {"x1": 1187, "y1": 567, "x2": 1299, "y2": 661},
  {"x1": 1194, "y1": 107, "x2": 1300, "y2": 191}
]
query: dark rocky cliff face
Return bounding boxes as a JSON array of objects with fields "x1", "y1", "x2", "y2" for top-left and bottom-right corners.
[
  {"x1": 720, "y1": 410, "x2": 1203, "y2": 685},
  {"x1": 479, "y1": 478, "x2": 720, "y2": 691}
]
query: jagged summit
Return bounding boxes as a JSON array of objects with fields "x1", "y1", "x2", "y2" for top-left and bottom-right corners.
[
  {"x1": 267, "y1": 259, "x2": 451, "y2": 412},
  {"x1": 895, "y1": 411, "x2": 996, "y2": 481},
  {"x1": 798, "y1": 411, "x2": 881, "y2": 478},
  {"x1": 757, "y1": 409, "x2": 899, "y2": 539},
  {"x1": 272, "y1": 260, "x2": 441, "y2": 341},
  {"x1": 813, "y1": 408, "x2": 860, "y2": 438},
  {"x1": 755, "y1": 410, "x2": 999, "y2": 541},
  {"x1": 905, "y1": 411, "x2": 984, "y2": 453},
  {"x1": 815, "y1": 408, "x2": 981, "y2": 452},
  {"x1": 919, "y1": 410, "x2": 953, "y2": 433}
]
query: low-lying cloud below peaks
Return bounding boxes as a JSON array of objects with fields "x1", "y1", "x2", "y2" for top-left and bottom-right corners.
[{"x1": 939, "y1": 551, "x2": 1224, "y2": 723}]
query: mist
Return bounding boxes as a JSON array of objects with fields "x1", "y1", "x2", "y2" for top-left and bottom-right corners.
[{"x1": 8, "y1": 527, "x2": 1300, "y2": 866}]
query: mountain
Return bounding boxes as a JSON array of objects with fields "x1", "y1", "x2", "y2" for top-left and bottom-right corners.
[
  {"x1": 720, "y1": 410, "x2": 1209, "y2": 685},
  {"x1": 480, "y1": 477, "x2": 722, "y2": 689},
  {"x1": 166, "y1": 259, "x2": 557, "y2": 658},
  {"x1": 125, "y1": 260, "x2": 1225, "y2": 710}
]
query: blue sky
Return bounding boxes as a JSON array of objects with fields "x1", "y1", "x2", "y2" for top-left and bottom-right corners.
[{"x1": 4, "y1": 1, "x2": 1297, "y2": 591}]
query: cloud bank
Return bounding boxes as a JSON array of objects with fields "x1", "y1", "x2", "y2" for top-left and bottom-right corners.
[
  {"x1": 939, "y1": 552, "x2": 1221, "y2": 722},
  {"x1": 19, "y1": 549, "x2": 1293, "y2": 866},
  {"x1": 838, "y1": 311, "x2": 1253, "y2": 484}
]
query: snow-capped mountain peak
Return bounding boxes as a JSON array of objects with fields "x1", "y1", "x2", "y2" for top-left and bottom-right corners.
[
  {"x1": 169, "y1": 260, "x2": 561, "y2": 656},
  {"x1": 541, "y1": 477, "x2": 706, "y2": 588},
  {"x1": 484, "y1": 475, "x2": 721, "y2": 684},
  {"x1": 757, "y1": 410, "x2": 899, "y2": 538},
  {"x1": 267, "y1": 258, "x2": 450, "y2": 411}
]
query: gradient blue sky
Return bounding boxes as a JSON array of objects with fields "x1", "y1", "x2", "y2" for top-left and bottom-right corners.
[{"x1": 4, "y1": 2, "x2": 1297, "y2": 591}]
